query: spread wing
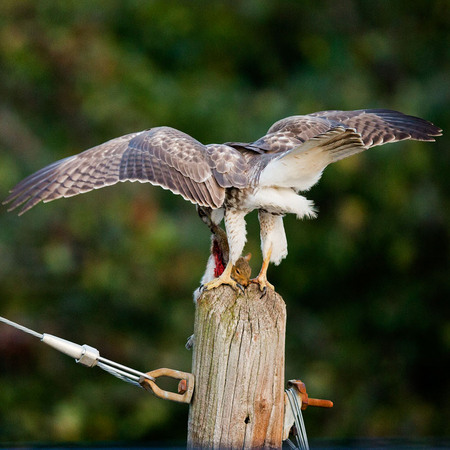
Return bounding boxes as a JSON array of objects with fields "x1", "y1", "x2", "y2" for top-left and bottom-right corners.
[
  {"x1": 230, "y1": 109, "x2": 442, "y2": 154},
  {"x1": 256, "y1": 109, "x2": 441, "y2": 191},
  {"x1": 4, "y1": 126, "x2": 249, "y2": 215}
]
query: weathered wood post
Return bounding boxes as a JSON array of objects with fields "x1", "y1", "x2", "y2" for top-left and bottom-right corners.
[{"x1": 187, "y1": 283, "x2": 286, "y2": 448}]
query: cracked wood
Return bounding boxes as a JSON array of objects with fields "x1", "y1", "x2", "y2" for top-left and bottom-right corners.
[{"x1": 188, "y1": 284, "x2": 286, "y2": 449}]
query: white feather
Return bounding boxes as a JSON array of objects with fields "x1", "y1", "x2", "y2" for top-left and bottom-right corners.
[
  {"x1": 224, "y1": 209, "x2": 248, "y2": 264},
  {"x1": 193, "y1": 253, "x2": 216, "y2": 303},
  {"x1": 259, "y1": 127, "x2": 365, "y2": 192},
  {"x1": 259, "y1": 211, "x2": 288, "y2": 265},
  {"x1": 244, "y1": 187, "x2": 316, "y2": 219}
]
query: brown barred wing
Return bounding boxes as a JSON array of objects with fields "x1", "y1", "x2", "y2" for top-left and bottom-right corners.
[
  {"x1": 4, "y1": 127, "x2": 228, "y2": 215},
  {"x1": 309, "y1": 109, "x2": 442, "y2": 147}
]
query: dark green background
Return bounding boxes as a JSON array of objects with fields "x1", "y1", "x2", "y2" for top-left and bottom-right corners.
[{"x1": 0, "y1": 0, "x2": 448, "y2": 445}]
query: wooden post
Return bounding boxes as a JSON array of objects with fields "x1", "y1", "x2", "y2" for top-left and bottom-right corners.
[{"x1": 187, "y1": 284, "x2": 286, "y2": 449}]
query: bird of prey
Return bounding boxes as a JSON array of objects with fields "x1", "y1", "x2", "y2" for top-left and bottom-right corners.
[{"x1": 3, "y1": 109, "x2": 442, "y2": 291}]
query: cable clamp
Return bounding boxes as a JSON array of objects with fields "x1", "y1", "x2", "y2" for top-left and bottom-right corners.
[{"x1": 77, "y1": 344, "x2": 100, "y2": 367}]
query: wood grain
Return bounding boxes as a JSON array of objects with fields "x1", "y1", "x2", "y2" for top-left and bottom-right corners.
[{"x1": 188, "y1": 284, "x2": 286, "y2": 449}]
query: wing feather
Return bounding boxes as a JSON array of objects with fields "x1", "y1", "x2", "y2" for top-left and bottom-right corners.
[
  {"x1": 229, "y1": 116, "x2": 337, "y2": 154},
  {"x1": 206, "y1": 144, "x2": 249, "y2": 188},
  {"x1": 258, "y1": 127, "x2": 365, "y2": 191},
  {"x1": 243, "y1": 109, "x2": 441, "y2": 155},
  {"x1": 257, "y1": 108, "x2": 441, "y2": 192},
  {"x1": 4, "y1": 127, "x2": 232, "y2": 214},
  {"x1": 308, "y1": 109, "x2": 442, "y2": 147}
]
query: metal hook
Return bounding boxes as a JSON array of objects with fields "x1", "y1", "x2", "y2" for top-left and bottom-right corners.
[{"x1": 139, "y1": 367, "x2": 195, "y2": 404}]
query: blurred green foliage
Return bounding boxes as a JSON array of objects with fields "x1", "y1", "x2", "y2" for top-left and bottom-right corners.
[{"x1": 0, "y1": 0, "x2": 449, "y2": 445}]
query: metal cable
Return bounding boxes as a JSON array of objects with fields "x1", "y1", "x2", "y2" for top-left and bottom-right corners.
[
  {"x1": 97, "y1": 361, "x2": 144, "y2": 388},
  {"x1": 286, "y1": 388, "x2": 310, "y2": 450},
  {"x1": 285, "y1": 437, "x2": 297, "y2": 449},
  {"x1": 98, "y1": 356, "x2": 154, "y2": 382},
  {"x1": 0, "y1": 315, "x2": 154, "y2": 387},
  {"x1": 0, "y1": 316, "x2": 43, "y2": 339}
]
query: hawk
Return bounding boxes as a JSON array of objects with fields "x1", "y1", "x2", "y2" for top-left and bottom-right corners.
[{"x1": 3, "y1": 109, "x2": 442, "y2": 291}]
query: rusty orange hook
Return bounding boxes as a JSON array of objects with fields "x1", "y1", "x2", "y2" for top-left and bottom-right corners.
[{"x1": 139, "y1": 367, "x2": 194, "y2": 404}]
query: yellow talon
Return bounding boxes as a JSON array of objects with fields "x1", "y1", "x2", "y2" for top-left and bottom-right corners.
[
  {"x1": 202, "y1": 262, "x2": 238, "y2": 291},
  {"x1": 251, "y1": 246, "x2": 274, "y2": 291},
  {"x1": 251, "y1": 275, "x2": 275, "y2": 292}
]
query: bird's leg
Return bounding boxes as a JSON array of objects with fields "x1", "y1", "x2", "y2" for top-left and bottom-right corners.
[
  {"x1": 252, "y1": 210, "x2": 279, "y2": 292},
  {"x1": 202, "y1": 261, "x2": 239, "y2": 291},
  {"x1": 202, "y1": 208, "x2": 248, "y2": 292},
  {"x1": 251, "y1": 245, "x2": 275, "y2": 292}
]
